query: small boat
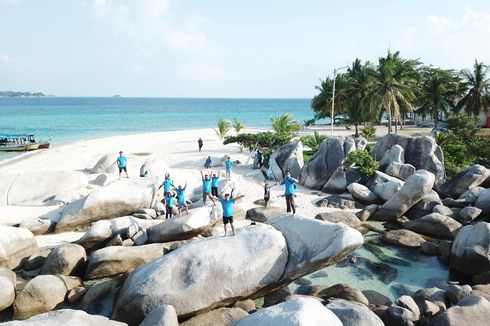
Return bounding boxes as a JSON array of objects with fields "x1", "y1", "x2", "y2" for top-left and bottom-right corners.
[
  {"x1": 38, "y1": 138, "x2": 51, "y2": 149},
  {"x1": 0, "y1": 135, "x2": 45, "y2": 152}
]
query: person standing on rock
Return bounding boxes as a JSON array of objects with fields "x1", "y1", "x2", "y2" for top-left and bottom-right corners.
[
  {"x1": 201, "y1": 170, "x2": 216, "y2": 206},
  {"x1": 211, "y1": 171, "x2": 220, "y2": 197},
  {"x1": 163, "y1": 191, "x2": 176, "y2": 219},
  {"x1": 263, "y1": 182, "x2": 277, "y2": 207},
  {"x1": 158, "y1": 173, "x2": 173, "y2": 196},
  {"x1": 281, "y1": 171, "x2": 298, "y2": 215},
  {"x1": 198, "y1": 138, "x2": 203, "y2": 152},
  {"x1": 116, "y1": 151, "x2": 129, "y2": 179},
  {"x1": 225, "y1": 156, "x2": 234, "y2": 180},
  {"x1": 216, "y1": 188, "x2": 244, "y2": 236},
  {"x1": 174, "y1": 183, "x2": 189, "y2": 216}
]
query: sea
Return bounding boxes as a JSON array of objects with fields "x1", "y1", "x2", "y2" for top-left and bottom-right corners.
[{"x1": 0, "y1": 97, "x2": 317, "y2": 162}]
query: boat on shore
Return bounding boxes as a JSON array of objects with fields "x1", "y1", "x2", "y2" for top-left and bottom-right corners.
[{"x1": 0, "y1": 135, "x2": 50, "y2": 152}]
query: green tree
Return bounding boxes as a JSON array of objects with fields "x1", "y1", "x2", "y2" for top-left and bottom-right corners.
[
  {"x1": 366, "y1": 50, "x2": 421, "y2": 133},
  {"x1": 345, "y1": 59, "x2": 373, "y2": 137},
  {"x1": 300, "y1": 131, "x2": 327, "y2": 152},
  {"x1": 232, "y1": 118, "x2": 245, "y2": 134},
  {"x1": 271, "y1": 114, "x2": 302, "y2": 137},
  {"x1": 418, "y1": 67, "x2": 462, "y2": 128},
  {"x1": 456, "y1": 60, "x2": 490, "y2": 117},
  {"x1": 311, "y1": 73, "x2": 350, "y2": 121},
  {"x1": 214, "y1": 118, "x2": 232, "y2": 140}
]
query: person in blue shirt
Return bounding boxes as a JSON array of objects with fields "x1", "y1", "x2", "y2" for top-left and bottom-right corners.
[
  {"x1": 173, "y1": 183, "x2": 189, "y2": 216},
  {"x1": 201, "y1": 170, "x2": 216, "y2": 206},
  {"x1": 157, "y1": 172, "x2": 174, "y2": 196},
  {"x1": 256, "y1": 149, "x2": 263, "y2": 168},
  {"x1": 281, "y1": 171, "x2": 299, "y2": 215},
  {"x1": 211, "y1": 172, "x2": 220, "y2": 197},
  {"x1": 116, "y1": 151, "x2": 129, "y2": 179},
  {"x1": 216, "y1": 188, "x2": 244, "y2": 236},
  {"x1": 204, "y1": 156, "x2": 212, "y2": 169},
  {"x1": 163, "y1": 191, "x2": 176, "y2": 219},
  {"x1": 225, "y1": 156, "x2": 234, "y2": 180}
]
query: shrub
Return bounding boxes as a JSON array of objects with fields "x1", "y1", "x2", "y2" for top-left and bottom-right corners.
[
  {"x1": 345, "y1": 150, "x2": 379, "y2": 178},
  {"x1": 446, "y1": 114, "x2": 480, "y2": 142},
  {"x1": 300, "y1": 131, "x2": 327, "y2": 153},
  {"x1": 360, "y1": 125, "x2": 376, "y2": 140}
]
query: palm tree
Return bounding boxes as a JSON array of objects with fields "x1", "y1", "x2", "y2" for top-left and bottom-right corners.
[
  {"x1": 366, "y1": 50, "x2": 421, "y2": 133},
  {"x1": 215, "y1": 118, "x2": 232, "y2": 140},
  {"x1": 232, "y1": 118, "x2": 245, "y2": 134},
  {"x1": 345, "y1": 59, "x2": 372, "y2": 137},
  {"x1": 302, "y1": 131, "x2": 327, "y2": 152},
  {"x1": 271, "y1": 114, "x2": 302, "y2": 136},
  {"x1": 311, "y1": 73, "x2": 350, "y2": 121},
  {"x1": 418, "y1": 67, "x2": 462, "y2": 128},
  {"x1": 456, "y1": 60, "x2": 490, "y2": 117}
]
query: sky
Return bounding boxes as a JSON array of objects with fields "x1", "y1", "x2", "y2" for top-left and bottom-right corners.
[{"x1": 0, "y1": 0, "x2": 489, "y2": 98}]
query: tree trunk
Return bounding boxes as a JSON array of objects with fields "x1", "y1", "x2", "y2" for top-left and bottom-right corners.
[
  {"x1": 387, "y1": 108, "x2": 392, "y2": 134},
  {"x1": 355, "y1": 123, "x2": 359, "y2": 138}
]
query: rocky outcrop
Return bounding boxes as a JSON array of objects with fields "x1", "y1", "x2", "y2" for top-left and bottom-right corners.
[
  {"x1": 322, "y1": 167, "x2": 361, "y2": 194},
  {"x1": 139, "y1": 305, "x2": 178, "y2": 326},
  {"x1": 372, "y1": 170, "x2": 435, "y2": 221},
  {"x1": 233, "y1": 297, "x2": 343, "y2": 326},
  {"x1": 181, "y1": 307, "x2": 248, "y2": 326},
  {"x1": 438, "y1": 165, "x2": 490, "y2": 199},
  {"x1": 371, "y1": 134, "x2": 445, "y2": 185},
  {"x1": 56, "y1": 178, "x2": 158, "y2": 232},
  {"x1": 379, "y1": 144, "x2": 405, "y2": 170},
  {"x1": 347, "y1": 183, "x2": 382, "y2": 205},
  {"x1": 381, "y1": 229, "x2": 427, "y2": 248},
  {"x1": 475, "y1": 188, "x2": 490, "y2": 216},
  {"x1": 326, "y1": 299, "x2": 384, "y2": 326},
  {"x1": 300, "y1": 137, "x2": 366, "y2": 190},
  {"x1": 0, "y1": 267, "x2": 16, "y2": 312},
  {"x1": 86, "y1": 243, "x2": 165, "y2": 279},
  {"x1": 91, "y1": 153, "x2": 117, "y2": 174},
  {"x1": 385, "y1": 162, "x2": 416, "y2": 180},
  {"x1": 450, "y1": 222, "x2": 490, "y2": 276},
  {"x1": 429, "y1": 295, "x2": 490, "y2": 326},
  {"x1": 314, "y1": 211, "x2": 361, "y2": 229},
  {"x1": 0, "y1": 225, "x2": 37, "y2": 269},
  {"x1": 245, "y1": 206, "x2": 283, "y2": 222},
  {"x1": 0, "y1": 171, "x2": 88, "y2": 205},
  {"x1": 268, "y1": 140, "x2": 304, "y2": 181},
  {"x1": 40, "y1": 244, "x2": 86, "y2": 276},
  {"x1": 5, "y1": 309, "x2": 126, "y2": 325},
  {"x1": 403, "y1": 213, "x2": 461, "y2": 239}
]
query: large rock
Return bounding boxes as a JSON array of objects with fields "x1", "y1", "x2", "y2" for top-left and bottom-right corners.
[
  {"x1": 438, "y1": 165, "x2": 490, "y2": 199},
  {"x1": 405, "y1": 190, "x2": 442, "y2": 219},
  {"x1": 0, "y1": 225, "x2": 37, "y2": 269},
  {"x1": 314, "y1": 211, "x2": 362, "y2": 229},
  {"x1": 371, "y1": 133, "x2": 445, "y2": 185},
  {"x1": 316, "y1": 283, "x2": 369, "y2": 305},
  {"x1": 379, "y1": 144, "x2": 405, "y2": 170},
  {"x1": 234, "y1": 297, "x2": 342, "y2": 326},
  {"x1": 459, "y1": 187, "x2": 486, "y2": 203},
  {"x1": 381, "y1": 229, "x2": 427, "y2": 248},
  {"x1": 385, "y1": 162, "x2": 416, "y2": 180},
  {"x1": 450, "y1": 222, "x2": 490, "y2": 276},
  {"x1": 245, "y1": 206, "x2": 284, "y2": 223},
  {"x1": 347, "y1": 183, "x2": 382, "y2": 205},
  {"x1": 41, "y1": 244, "x2": 86, "y2": 276},
  {"x1": 322, "y1": 167, "x2": 361, "y2": 194},
  {"x1": 0, "y1": 171, "x2": 88, "y2": 205},
  {"x1": 475, "y1": 188, "x2": 490, "y2": 216},
  {"x1": 429, "y1": 295, "x2": 490, "y2": 326},
  {"x1": 4, "y1": 309, "x2": 126, "y2": 325},
  {"x1": 403, "y1": 213, "x2": 462, "y2": 239},
  {"x1": 139, "y1": 305, "x2": 178, "y2": 326},
  {"x1": 367, "y1": 171, "x2": 405, "y2": 201},
  {"x1": 113, "y1": 224, "x2": 288, "y2": 324},
  {"x1": 300, "y1": 137, "x2": 365, "y2": 190},
  {"x1": 76, "y1": 216, "x2": 163, "y2": 251},
  {"x1": 372, "y1": 170, "x2": 435, "y2": 221},
  {"x1": 86, "y1": 243, "x2": 165, "y2": 279},
  {"x1": 268, "y1": 140, "x2": 304, "y2": 181},
  {"x1": 147, "y1": 207, "x2": 216, "y2": 243},
  {"x1": 326, "y1": 299, "x2": 384, "y2": 326},
  {"x1": 56, "y1": 177, "x2": 158, "y2": 232},
  {"x1": 91, "y1": 153, "x2": 117, "y2": 173},
  {"x1": 266, "y1": 215, "x2": 363, "y2": 284},
  {"x1": 13, "y1": 275, "x2": 82, "y2": 319},
  {"x1": 181, "y1": 307, "x2": 248, "y2": 326},
  {"x1": 0, "y1": 267, "x2": 16, "y2": 311}
]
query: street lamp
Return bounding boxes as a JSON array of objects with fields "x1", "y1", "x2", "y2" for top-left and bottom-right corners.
[{"x1": 330, "y1": 66, "x2": 349, "y2": 137}]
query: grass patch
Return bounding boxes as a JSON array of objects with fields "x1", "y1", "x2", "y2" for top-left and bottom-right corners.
[{"x1": 132, "y1": 152, "x2": 152, "y2": 156}]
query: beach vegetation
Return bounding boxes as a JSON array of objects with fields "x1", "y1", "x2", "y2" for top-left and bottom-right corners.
[
  {"x1": 300, "y1": 131, "x2": 327, "y2": 153},
  {"x1": 215, "y1": 118, "x2": 232, "y2": 140},
  {"x1": 345, "y1": 149, "x2": 379, "y2": 178},
  {"x1": 360, "y1": 125, "x2": 376, "y2": 140},
  {"x1": 271, "y1": 114, "x2": 302, "y2": 137},
  {"x1": 303, "y1": 118, "x2": 316, "y2": 127},
  {"x1": 455, "y1": 60, "x2": 490, "y2": 116},
  {"x1": 233, "y1": 118, "x2": 246, "y2": 134}
]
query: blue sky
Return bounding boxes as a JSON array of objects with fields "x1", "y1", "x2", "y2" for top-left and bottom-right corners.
[{"x1": 0, "y1": 0, "x2": 489, "y2": 97}]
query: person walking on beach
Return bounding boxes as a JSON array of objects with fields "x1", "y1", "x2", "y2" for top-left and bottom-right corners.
[
  {"x1": 225, "y1": 156, "x2": 234, "y2": 180},
  {"x1": 158, "y1": 172, "x2": 173, "y2": 195},
  {"x1": 281, "y1": 171, "x2": 298, "y2": 215},
  {"x1": 204, "y1": 156, "x2": 212, "y2": 169},
  {"x1": 201, "y1": 170, "x2": 216, "y2": 206},
  {"x1": 263, "y1": 182, "x2": 277, "y2": 207},
  {"x1": 174, "y1": 183, "x2": 189, "y2": 216},
  {"x1": 116, "y1": 151, "x2": 129, "y2": 179},
  {"x1": 211, "y1": 172, "x2": 220, "y2": 197},
  {"x1": 198, "y1": 138, "x2": 203, "y2": 152},
  {"x1": 256, "y1": 149, "x2": 263, "y2": 169},
  {"x1": 163, "y1": 191, "x2": 176, "y2": 219},
  {"x1": 216, "y1": 188, "x2": 244, "y2": 236}
]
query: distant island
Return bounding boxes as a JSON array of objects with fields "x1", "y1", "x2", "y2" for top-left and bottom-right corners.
[{"x1": 0, "y1": 91, "x2": 46, "y2": 98}]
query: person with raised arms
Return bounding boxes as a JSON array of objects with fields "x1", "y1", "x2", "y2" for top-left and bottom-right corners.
[
  {"x1": 281, "y1": 171, "x2": 298, "y2": 215},
  {"x1": 200, "y1": 170, "x2": 216, "y2": 206},
  {"x1": 174, "y1": 182, "x2": 189, "y2": 216},
  {"x1": 215, "y1": 188, "x2": 244, "y2": 236},
  {"x1": 157, "y1": 172, "x2": 173, "y2": 195}
]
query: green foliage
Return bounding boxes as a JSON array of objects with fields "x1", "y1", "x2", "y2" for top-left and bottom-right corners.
[
  {"x1": 446, "y1": 114, "x2": 480, "y2": 142},
  {"x1": 360, "y1": 125, "x2": 376, "y2": 140},
  {"x1": 345, "y1": 150, "x2": 379, "y2": 177},
  {"x1": 224, "y1": 132, "x2": 292, "y2": 154},
  {"x1": 300, "y1": 131, "x2": 327, "y2": 153},
  {"x1": 232, "y1": 118, "x2": 245, "y2": 134},
  {"x1": 456, "y1": 60, "x2": 490, "y2": 116},
  {"x1": 443, "y1": 142, "x2": 478, "y2": 179},
  {"x1": 433, "y1": 132, "x2": 448, "y2": 146},
  {"x1": 215, "y1": 118, "x2": 232, "y2": 140},
  {"x1": 271, "y1": 114, "x2": 302, "y2": 137},
  {"x1": 303, "y1": 118, "x2": 316, "y2": 127}
]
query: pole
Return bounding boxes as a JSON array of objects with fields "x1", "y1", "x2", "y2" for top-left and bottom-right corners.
[{"x1": 331, "y1": 68, "x2": 336, "y2": 137}]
